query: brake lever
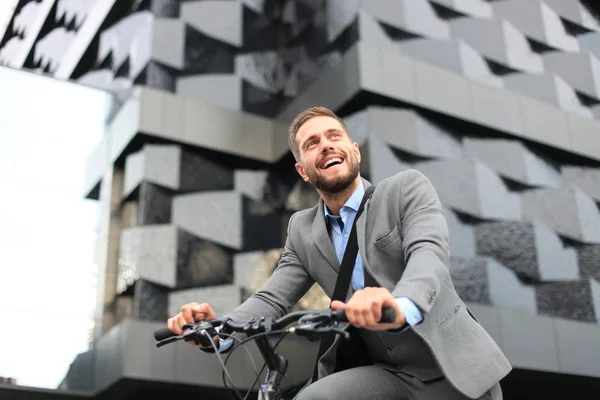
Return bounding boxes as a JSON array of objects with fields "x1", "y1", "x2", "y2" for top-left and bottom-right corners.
[{"x1": 290, "y1": 319, "x2": 350, "y2": 342}]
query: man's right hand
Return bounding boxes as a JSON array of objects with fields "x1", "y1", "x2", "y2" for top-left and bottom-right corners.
[{"x1": 167, "y1": 302, "x2": 217, "y2": 348}]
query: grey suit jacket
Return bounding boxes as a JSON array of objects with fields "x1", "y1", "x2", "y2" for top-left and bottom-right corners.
[{"x1": 228, "y1": 169, "x2": 512, "y2": 399}]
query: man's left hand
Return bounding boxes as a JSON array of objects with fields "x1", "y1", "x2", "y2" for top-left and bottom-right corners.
[{"x1": 331, "y1": 287, "x2": 406, "y2": 331}]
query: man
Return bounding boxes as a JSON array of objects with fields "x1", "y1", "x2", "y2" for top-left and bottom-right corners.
[{"x1": 167, "y1": 106, "x2": 511, "y2": 399}]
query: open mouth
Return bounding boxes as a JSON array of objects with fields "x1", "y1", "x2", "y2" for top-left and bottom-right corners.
[{"x1": 321, "y1": 157, "x2": 344, "y2": 169}]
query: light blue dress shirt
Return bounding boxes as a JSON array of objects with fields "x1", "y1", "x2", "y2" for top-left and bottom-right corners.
[
  {"x1": 215, "y1": 182, "x2": 422, "y2": 352},
  {"x1": 323, "y1": 182, "x2": 422, "y2": 327}
]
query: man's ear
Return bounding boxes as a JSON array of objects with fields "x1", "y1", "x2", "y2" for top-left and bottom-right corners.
[
  {"x1": 353, "y1": 142, "x2": 361, "y2": 163},
  {"x1": 295, "y1": 162, "x2": 310, "y2": 182}
]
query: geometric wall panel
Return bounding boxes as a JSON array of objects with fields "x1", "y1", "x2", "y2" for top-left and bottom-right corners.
[
  {"x1": 34, "y1": 27, "x2": 76, "y2": 73},
  {"x1": 450, "y1": 256, "x2": 537, "y2": 315},
  {"x1": 176, "y1": 229, "x2": 233, "y2": 289},
  {"x1": 234, "y1": 170, "x2": 269, "y2": 201},
  {"x1": 416, "y1": 159, "x2": 522, "y2": 220},
  {"x1": 367, "y1": 107, "x2": 464, "y2": 159},
  {"x1": 521, "y1": 185, "x2": 600, "y2": 243},
  {"x1": 594, "y1": 104, "x2": 600, "y2": 120},
  {"x1": 172, "y1": 191, "x2": 243, "y2": 249},
  {"x1": 491, "y1": 0, "x2": 580, "y2": 52},
  {"x1": 576, "y1": 244, "x2": 600, "y2": 281},
  {"x1": 362, "y1": 0, "x2": 450, "y2": 40},
  {"x1": 360, "y1": 135, "x2": 412, "y2": 184},
  {"x1": 178, "y1": 149, "x2": 234, "y2": 192},
  {"x1": 168, "y1": 284, "x2": 242, "y2": 319},
  {"x1": 578, "y1": 32, "x2": 600, "y2": 60},
  {"x1": 117, "y1": 225, "x2": 178, "y2": 292},
  {"x1": 134, "y1": 280, "x2": 169, "y2": 322},
  {"x1": 285, "y1": 180, "x2": 322, "y2": 212},
  {"x1": 122, "y1": 144, "x2": 235, "y2": 199},
  {"x1": 543, "y1": 0, "x2": 600, "y2": 33},
  {"x1": 235, "y1": 51, "x2": 286, "y2": 94},
  {"x1": 561, "y1": 166, "x2": 600, "y2": 202},
  {"x1": 180, "y1": 1, "x2": 242, "y2": 47},
  {"x1": 342, "y1": 108, "x2": 371, "y2": 147},
  {"x1": 475, "y1": 220, "x2": 579, "y2": 282},
  {"x1": 172, "y1": 191, "x2": 283, "y2": 251},
  {"x1": 398, "y1": 38, "x2": 504, "y2": 88},
  {"x1": 152, "y1": 19, "x2": 185, "y2": 70},
  {"x1": 0, "y1": 0, "x2": 55, "y2": 68},
  {"x1": 57, "y1": 1, "x2": 97, "y2": 30},
  {"x1": 463, "y1": 138, "x2": 562, "y2": 188},
  {"x1": 138, "y1": 182, "x2": 173, "y2": 225},
  {"x1": 536, "y1": 279, "x2": 600, "y2": 323},
  {"x1": 234, "y1": 249, "x2": 329, "y2": 311},
  {"x1": 123, "y1": 145, "x2": 180, "y2": 198},
  {"x1": 116, "y1": 224, "x2": 233, "y2": 295},
  {"x1": 98, "y1": 12, "x2": 154, "y2": 81},
  {"x1": 542, "y1": 52, "x2": 600, "y2": 100},
  {"x1": 449, "y1": 18, "x2": 544, "y2": 74},
  {"x1": 504, "y1": 73, "x2": 593, "y2": 118},
  {"x1": 325, "y1": 0, "x2": 361, "y2": 43},
  {"x1": 428, "y1": 0, "x2": 493, "y2": 19},
  {"x1": 357, "y1": 10, "x2": 398, "y2": 50},
  {"x1": 176, "y1": 75, "x2": 242, "y2": 111},
  {"x1": 446, "y1": 207, "x2": 477, "y2": 258}
]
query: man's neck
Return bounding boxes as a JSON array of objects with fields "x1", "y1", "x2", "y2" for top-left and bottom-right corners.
[{"x1": 320, "y1": 176, "x2": 362, "y2": 216}]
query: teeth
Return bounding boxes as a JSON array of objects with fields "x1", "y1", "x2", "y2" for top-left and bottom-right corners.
[{"x1": 324, "y1": 158, "x2": 342, "y2": 168}]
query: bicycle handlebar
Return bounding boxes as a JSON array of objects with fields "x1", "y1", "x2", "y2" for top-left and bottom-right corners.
[{"x1": 154, "y1": 307, "x2": 397, "y2": 345}]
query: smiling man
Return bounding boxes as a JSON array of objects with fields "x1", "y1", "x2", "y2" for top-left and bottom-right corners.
[{"x1": 168, "y1": 106, "x2": 511, "y2": 399}]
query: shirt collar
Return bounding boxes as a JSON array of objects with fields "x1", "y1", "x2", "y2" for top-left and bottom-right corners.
[{"x1": 324, "y1": 181, "x2": 365, "y2": 218}]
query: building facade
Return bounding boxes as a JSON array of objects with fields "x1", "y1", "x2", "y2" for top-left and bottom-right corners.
[{"x1": 2, "y1": 0, "x2": 600, "y2": 398}]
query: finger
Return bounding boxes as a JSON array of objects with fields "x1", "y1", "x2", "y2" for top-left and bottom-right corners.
[
  {"x1": 343, "y1": 294, "x2": 359, "y2": 326},
  {"x1": 181, "y1": 305, "x2": 195, "y2": 324},
  {"x1": 330, "y1": 300, "x2": 346, "y2": 310},
  {"x1": 176, "y1": 314, "x2": 189, "y2": 331},
  {"x1": 361, "y1": 295, "x2": 379, "y2": 327},
  {"x1": 191, "y1": 303, "x2": 216, "y2": 320},
  {"x1": 371, "y1": 298, "x2": 382, "y2": 323},
  {"x1": 363, "y1": 300, "x2": 380, "y2": 327},
  {"x1": 353, "y1": 296, "x2": 369, "y2": 328},
  {"x1": 168, "y1": 317, "x2": 182, "y2": 335}
]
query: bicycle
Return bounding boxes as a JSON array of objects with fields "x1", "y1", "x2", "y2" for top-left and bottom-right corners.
[{"x1": 154, "y1": 307, "x2": 396, "y2": 400}]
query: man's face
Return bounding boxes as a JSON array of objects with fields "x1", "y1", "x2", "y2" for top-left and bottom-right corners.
[{"x1": 294, "y1": 116, "x2": 361, "y2": 195}]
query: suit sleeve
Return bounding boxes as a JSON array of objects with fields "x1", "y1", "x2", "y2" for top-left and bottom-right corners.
[
  {"x1": 224, "y1": 212, "x2": 316, "y2": 324},
  {"x1": 390, "y1": 169, "x2": 451, "y2": 315}
]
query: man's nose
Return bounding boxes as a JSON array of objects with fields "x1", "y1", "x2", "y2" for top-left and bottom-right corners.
[{"x1": 320, "y1": 139, "x2": 334, "y2": 152}]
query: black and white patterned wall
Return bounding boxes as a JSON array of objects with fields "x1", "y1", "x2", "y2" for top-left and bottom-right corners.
[{"x1": 3, "y1": 0, "x2": 600, "y2": 336}]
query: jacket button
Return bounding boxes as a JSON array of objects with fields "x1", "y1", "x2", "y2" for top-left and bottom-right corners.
[{"x1": 386, "y1": 344, "x2": 394, "y2": 351}]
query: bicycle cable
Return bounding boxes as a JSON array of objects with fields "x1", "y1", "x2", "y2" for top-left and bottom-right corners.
[
  {"x1": 205, "y1": 333, "x2": 245, "y2": 400},
  {"x1": 220, "y1": 329, "x2": 290, "y2": 400},
  {"x1": 241, "y1": 332, "x2": 288, "y2": 400}
]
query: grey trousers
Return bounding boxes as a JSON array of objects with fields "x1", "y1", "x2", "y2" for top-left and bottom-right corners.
[{"x1": 294, "y1": 365, "x2": 502, "y2": 400}]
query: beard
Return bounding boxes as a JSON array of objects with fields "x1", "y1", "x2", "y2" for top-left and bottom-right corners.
[{"x1": 308, "y1": 154, "x2": 360, "y2": 195}]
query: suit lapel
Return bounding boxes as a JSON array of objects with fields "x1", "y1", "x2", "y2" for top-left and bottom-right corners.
[
  {"x1": 313, "y1": 198, "x2": 340, "y2": 273},
  {"x1": 357, "y1": 178, "x2": 371, "y2": 277}
]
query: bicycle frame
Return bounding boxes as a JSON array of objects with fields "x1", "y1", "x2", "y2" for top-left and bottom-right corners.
[
  {"x1": 153, "y1": 308, "x2": 395, "y2": 400},
  {"x1": 254, "y1": 335, "x2": 288, "y2": 400}
]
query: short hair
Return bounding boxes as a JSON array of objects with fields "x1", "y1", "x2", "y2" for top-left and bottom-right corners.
[{"x1": 287, "y1": 106, "x2": 349, "y2": 161}]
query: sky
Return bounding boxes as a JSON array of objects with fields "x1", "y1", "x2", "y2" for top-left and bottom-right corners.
[{"x1": 0, "y1": 66, "x2": 110, "y2": 388}]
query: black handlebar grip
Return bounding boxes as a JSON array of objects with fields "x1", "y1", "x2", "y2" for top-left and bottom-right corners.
[
  {"x1": 154, "y1": 327, "x2": 177, "y2": 341},
  {"x1": 332, "y1": 308, "x2": 349, "y2": 322},
  {"x1": 331, "y1": 307, "x2": 397, "y2": 324},
  {"x1": 380, "y1": 307, "x2": 397, "y2": 324}
]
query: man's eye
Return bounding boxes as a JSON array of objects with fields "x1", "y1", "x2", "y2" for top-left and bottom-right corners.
[{"x1": 307, "y1": 141, "x2": 316, "y2": 148}]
